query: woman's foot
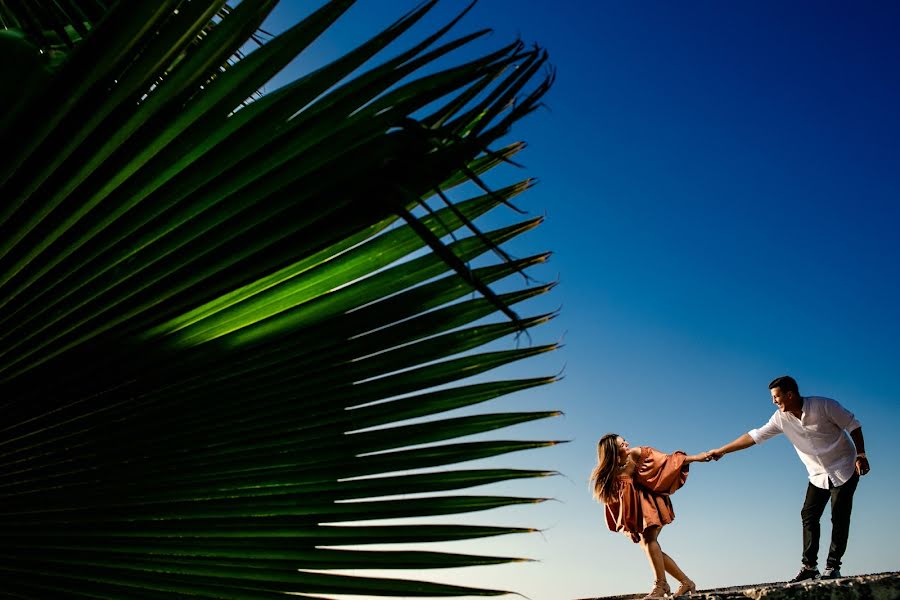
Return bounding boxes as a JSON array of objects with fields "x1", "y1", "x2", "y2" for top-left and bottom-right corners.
[
  {"x1": 642, "y1": 579, "x2": 671, "y2": 599},
  {"x1": 674, "y1": 579, "x2": 696, "y2": 596}
]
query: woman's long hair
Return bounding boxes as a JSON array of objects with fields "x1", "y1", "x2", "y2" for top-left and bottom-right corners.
[{"x1": 590, "y1": 433, "x2": 621, "y2": 504}]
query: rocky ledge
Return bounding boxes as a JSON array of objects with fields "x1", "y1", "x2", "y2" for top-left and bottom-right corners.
[{"x1": 584, "y1": 572, "x2": 900, "y2": 600}]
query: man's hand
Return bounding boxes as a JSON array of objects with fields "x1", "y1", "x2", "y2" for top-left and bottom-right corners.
[
  {"x1": 707, "y1": 434, "x2": 754, "y2": 461},
  {"x1": 850, "y1": 428, "x2": 868, "y2": 476}
]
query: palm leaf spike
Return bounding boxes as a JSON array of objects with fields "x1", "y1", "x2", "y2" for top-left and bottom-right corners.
[
  {"x1": 213, "y1": 3, "x2": 275, "y2": 75},
  {"x1": 470, "y1": 55, "x2": 557, "y2": 150},
  {"x1": 439, "y1": 141, "x2": 528, "y2": 189},
  {"x1": 420, "y1": 58, "x2": 507, "y2": 130},
  {"x1": 409, "y1": 160, "x2": 529, "y2": 258},
  {"x1": 365, "y1": 49, "x2": 553, "y2": 324},
  {"x1": 395, "y1": 116, "x2": 540, "y2": 292},
  {"x1": 438, "y1": 48, "x2": 543, "y2": 143},
  {"x1": 408, "y1": 52, "x2": 552, "y2": 214},
  {"x1": 411, "y1": 180, "x2": 536, "y2": 305},
  {"x1": 434, "y1": 183, "x2": 526, "y2": 270},
  {"x1": 455, "y1": 44, "x2": 553, "y2": 141},
  {"x1": 392, "y1": 184, "x2": 527, "y2": 328},
  {"x1": 449, "y1": 56, "x2": 554, "y2": 209}
]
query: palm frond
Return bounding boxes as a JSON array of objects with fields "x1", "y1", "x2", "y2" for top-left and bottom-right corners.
[{"x1": 0, "y1": 1, "x2": 560, "y2": 597}]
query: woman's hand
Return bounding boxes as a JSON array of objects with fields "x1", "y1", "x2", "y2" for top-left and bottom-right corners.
[{"x1": 685, "y1": 451, "x2": 712, "y2": 464}]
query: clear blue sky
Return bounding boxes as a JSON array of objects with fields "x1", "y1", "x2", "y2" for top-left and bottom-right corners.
[{"x1": 261, "y1": 2, "x2": 900, "y2": 598}]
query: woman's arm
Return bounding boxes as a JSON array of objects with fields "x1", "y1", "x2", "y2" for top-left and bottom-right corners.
[{"x1": 684, "y1": 451, "x2": 711, "y2": 464}]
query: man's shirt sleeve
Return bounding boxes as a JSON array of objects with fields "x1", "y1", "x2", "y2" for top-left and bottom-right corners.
[
  {"x1": 749, "y1": 412, "x2": 781, "y2": 445},
  {"x1": 824, "y1": 397, "x2": 861, "y2": 432}
]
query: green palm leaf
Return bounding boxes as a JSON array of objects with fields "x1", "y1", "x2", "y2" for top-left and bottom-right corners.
[{"x1": 0, "y1": 1, "x2": 559, "y2": 597}]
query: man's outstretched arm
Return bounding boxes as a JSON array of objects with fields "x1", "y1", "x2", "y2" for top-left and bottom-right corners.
[
  {"x1": 850, "y1": 427, "x2": 870, "y2": 476},
  {"x1": 708, "y1": 433, "x2": 755, "y2": 461}
]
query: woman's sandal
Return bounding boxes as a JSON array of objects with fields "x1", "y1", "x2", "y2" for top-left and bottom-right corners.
[
  {"x1": 643, "y1": 579, "x2": 672, "y2": 599},
  {"x1": 674, "y1": 579, "x2": 697, "y2": 596}
]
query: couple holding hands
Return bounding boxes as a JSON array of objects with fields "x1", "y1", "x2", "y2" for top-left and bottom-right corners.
[{"x1": 590, "y1": 375, "x2": 870, "y2": 599}]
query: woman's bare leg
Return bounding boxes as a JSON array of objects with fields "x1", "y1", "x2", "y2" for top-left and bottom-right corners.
[
  {"x1": 662, "y1": 548, "x2": 697, "y2": 595},
  {"x1": 662, "y1": 551, "x2": 688, "y2": 581},
  {"x1": 639, "y1": 526, "x2": 668, "y2": 591}
]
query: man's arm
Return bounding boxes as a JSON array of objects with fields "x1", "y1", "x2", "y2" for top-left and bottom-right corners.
[
  {"x1": 850, "y1": 427, "x2": 870, "y2": 476},
  {"x1": 708, "y1": 433, "x2": 755, "y2": 461}
]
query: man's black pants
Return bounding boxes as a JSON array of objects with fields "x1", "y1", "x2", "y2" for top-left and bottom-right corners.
[{"x1": 801, "y1": 472, "x2": 859, "y2": 569}]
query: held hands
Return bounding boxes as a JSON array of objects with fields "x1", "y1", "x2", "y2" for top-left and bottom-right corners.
[
  {"x1": 697, "y1": 449, "x2": 869, "y2": 474},
  {"x1": 687, "y1": 451, "x2": 714, "y2": 463},
  {"x1": 687, "y1": 449, "x2": 723, "y2": 464}
]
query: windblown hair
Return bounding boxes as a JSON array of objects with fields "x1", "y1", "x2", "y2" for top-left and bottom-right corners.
[
  {"x1": 590, "y1": 433, "x2": 621, "y2": 504},
  {"x1": 769, "y1": 375, "x2": 799, "y2": 395}
]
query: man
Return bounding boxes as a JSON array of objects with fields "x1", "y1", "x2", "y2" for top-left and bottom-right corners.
[{"x1": 708, "y1": 375, "x2": 869, "y2": 583}]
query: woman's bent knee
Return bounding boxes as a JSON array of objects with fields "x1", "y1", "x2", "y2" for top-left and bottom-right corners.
[{"x1": 642, "y1": 526, "x2": 660, "y2": 543}]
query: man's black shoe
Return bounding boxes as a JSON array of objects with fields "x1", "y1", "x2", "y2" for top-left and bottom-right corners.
[
  {"x1": 820, "y1": 567, "x2": 842, "y2": 579},
  {"x1": 789, "y1": 566, "x2": 820, "y2": 583}
]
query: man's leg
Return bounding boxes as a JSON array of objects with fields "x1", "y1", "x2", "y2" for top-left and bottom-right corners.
[
  {"x1": 826, "y1": 473, "x2": 859, "y2": 570},
  {"x1": 801, "y1": 482, "x2": 830, "y2": 568}
]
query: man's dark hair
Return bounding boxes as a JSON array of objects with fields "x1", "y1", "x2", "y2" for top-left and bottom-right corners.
[{"x1": 769, "y1": 375, "x2": 799, "y2": 394}]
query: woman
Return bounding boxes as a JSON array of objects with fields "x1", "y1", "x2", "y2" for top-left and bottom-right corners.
[{"x1": 590, "y1": 433, "x2": 710, "y2": 598}]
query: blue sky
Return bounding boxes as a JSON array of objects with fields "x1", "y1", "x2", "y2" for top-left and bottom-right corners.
[{"x1": 260, "y1": 2, "x2": 900, "y2": 598}]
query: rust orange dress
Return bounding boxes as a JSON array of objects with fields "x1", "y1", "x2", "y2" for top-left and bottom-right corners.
[{"x1": 605, "y1": 446, "x2": 689, "y2": 542}]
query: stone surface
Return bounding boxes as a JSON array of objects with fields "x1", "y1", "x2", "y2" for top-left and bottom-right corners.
[{"x1": 581, "y1": 572, "x2": 900, "y2": 600}]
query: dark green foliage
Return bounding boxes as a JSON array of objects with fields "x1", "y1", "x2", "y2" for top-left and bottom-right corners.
[{"x1": 0, "y1": 1, "x2": 558, "y2": 596}]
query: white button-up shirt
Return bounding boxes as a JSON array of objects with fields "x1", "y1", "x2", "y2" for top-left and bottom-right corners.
[{"x1": 748, "y1": 396, "x2": 861, "y2": 489}]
